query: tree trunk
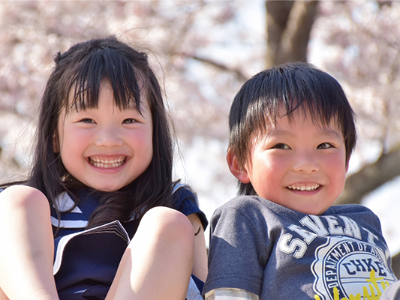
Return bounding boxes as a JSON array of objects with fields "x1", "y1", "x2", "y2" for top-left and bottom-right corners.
[
  {"x1": 265, "y1": 1, "x2": 294, "y2": 67},
  {"x1": 392, "y1": 252, "x2": 400, "y2": 279},
  {"x1": 265, "y1": 0, "x2": 319, "y2": 67}
]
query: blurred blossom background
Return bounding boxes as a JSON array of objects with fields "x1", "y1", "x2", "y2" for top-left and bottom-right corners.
[{"x1": 1, "y1": 0, "x2": 400, "y2": 276}]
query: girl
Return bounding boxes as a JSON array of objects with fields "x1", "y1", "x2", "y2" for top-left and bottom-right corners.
[{"x1": 0, "y1": 36, "x2": 208, "y2": 300}]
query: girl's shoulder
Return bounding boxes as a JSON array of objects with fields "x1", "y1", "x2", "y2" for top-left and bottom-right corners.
[{"x1": 172, "y1": 183, "x2": 208, "y2": 230}]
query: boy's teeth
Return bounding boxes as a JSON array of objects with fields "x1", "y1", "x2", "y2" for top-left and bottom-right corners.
[{"x1": 287, "y1": 184, "x2": 320, "y2": 191}]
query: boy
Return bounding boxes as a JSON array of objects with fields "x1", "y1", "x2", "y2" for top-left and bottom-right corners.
[{"x1": 203, "y1": 63, "x2": 397, "y2": 300}]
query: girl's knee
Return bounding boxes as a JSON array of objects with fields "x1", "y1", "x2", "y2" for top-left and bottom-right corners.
[
  {"x1": 137, "y1": 207, "x2": 195, "y2": 251},
  {"x1": 0, "y1": 185, "x2": 50, "y2": 214}
]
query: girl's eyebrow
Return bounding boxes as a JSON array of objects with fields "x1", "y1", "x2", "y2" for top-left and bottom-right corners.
[
  {"x1": 69, "y1": 102, "x2": 82, "y2": 111},
  {"x1": 69, "y1": 101, "x2": 141, "y2": 112},
  {"x1": 126, "y1": 101, "x2": 139, "y2": 110}
]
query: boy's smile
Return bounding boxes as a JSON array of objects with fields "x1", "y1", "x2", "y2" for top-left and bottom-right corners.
[
  {"x1": 229, "y1": 108, "x2": 348, "y2": 215},
  {"x1": 56, "y1": 81, "x2": 153, "y2": 192}
]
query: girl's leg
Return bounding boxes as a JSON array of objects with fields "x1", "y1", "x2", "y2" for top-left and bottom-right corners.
[
  {"x1": 106, "y1": 207, "x2": 194, "y2": 300},
  {"x1": 0, "y1": 185, "x2": 59, "y2": 300},
  {"x1": 0, "y1": 287, "x2": 9, "y2": 300}
]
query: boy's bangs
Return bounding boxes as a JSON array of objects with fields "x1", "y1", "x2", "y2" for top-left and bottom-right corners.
[
  {"x1": 65, "y1": 47, "x2": 142, "y2": 112},
  {"x1": 253, "y1": 67, "x2": 348, "y2": 135}
]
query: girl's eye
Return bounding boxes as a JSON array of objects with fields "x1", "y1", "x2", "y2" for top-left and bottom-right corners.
[
  {"x1": 123, "y1": 118, "x2": 137, "y2": 124},
  {"x1": 272, "y1": 143, "x2": 290, "y2": 150},
  {"x1": 80, "y1": 118, "x2": 95, "y2": 124},
  {"x1": 318, "y1": 142, "x2": 334, "y2": 149}
]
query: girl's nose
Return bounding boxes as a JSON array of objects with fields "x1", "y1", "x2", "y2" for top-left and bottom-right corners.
[
  {"x1": 94, "y1": 127, "x2": 123, "y2": 147},
  {"x1": 292, "y1": 152, "x2": 319, "y2": 173}
]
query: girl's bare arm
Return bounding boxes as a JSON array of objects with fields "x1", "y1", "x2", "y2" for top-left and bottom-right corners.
[
  {"x1": 0, "y1": 185, "x2": 59, "y2": 300},
  {"x1": 187, "y1": 213, "x2": 208, "y2": 282}
]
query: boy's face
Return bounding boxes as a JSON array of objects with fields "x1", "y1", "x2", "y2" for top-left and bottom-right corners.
[{"x1": 230, "y1": 108, "x2": 347, "y2": 215}]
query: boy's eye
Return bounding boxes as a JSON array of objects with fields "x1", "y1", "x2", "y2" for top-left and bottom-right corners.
[
  {"x1": 272, "y1": 143, "x2": 290, "y2": 150},
  {"x1": 123, "y1": 118, "x2": 137, "y2": 124},
  {"x1": 318, "y1": 142, "x2": 334, "y2": 149}
]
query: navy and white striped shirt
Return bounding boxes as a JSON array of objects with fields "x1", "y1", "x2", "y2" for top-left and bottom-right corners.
[{"x1": 2, "y1": 184, "x2": 208, "y2": 300}]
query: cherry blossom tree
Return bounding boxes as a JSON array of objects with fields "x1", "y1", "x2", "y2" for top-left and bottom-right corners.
[{"x1": 1, "y1": 0, "x2": 400, "y2": 275}]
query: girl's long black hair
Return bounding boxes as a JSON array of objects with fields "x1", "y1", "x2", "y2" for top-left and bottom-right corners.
[{"x1": 15, "y1": 36, "x2": 174, "y2": 228}]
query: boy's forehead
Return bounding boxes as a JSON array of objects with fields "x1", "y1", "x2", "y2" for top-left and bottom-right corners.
[
  {"x1": 254, "y1": 109, "x2": 342, "y2": 137},
  {"x1": 273, "y1": 105, "x2": 340, "y2": 126}
]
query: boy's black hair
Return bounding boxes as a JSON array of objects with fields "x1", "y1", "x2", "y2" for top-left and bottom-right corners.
[
  {"x1": 229, "y1": 62, "x2": 356, "y2": 196},
  {"x1": 24, "y1": 36, "x2": 174, "y2": 229}
]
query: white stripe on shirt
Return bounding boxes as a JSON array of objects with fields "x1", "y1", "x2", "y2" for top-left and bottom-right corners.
[{"x1": 205, "y1": 288, "x2": 259, "y2": 300}]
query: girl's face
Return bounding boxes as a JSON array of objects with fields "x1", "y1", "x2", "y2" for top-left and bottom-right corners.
[{"x1": 56, "y1": 81, "x2": 153, "y2": 192}]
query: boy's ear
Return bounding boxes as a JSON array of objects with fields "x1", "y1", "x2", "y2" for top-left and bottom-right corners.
[{"x1": 226, "y1": 148, "x2": 250, "y2": 184}]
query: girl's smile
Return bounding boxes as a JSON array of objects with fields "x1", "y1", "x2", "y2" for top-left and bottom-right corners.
[
  {"x1": 56, "y1": 81, "x2": 153, "y2": 192},
  {"x1": 88, "y1": 156, "x2": 126, "y2": 169}
]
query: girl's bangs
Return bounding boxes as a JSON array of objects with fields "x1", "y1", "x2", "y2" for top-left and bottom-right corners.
[{"x1": 65, "y1": 48, "x2": 142, "y2": 113}]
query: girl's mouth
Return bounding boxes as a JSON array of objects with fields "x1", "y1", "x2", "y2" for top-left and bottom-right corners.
[
  {"x1": 287, "y1": 184, "x2": 320, "y2": 191},
  {"x1": 89, "y1": 156, "x2": 126, "y2": 169}
]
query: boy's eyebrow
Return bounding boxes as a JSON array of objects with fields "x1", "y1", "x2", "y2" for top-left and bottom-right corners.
[
  {"x1": 265, "y1": 128, "x2": 294, "y2": 137},
  {"x1": 319, "y1": 128, "x2": 342, "y2": 140},
  {"x1": 266, "y1": 127, "x2": 342, "y2": 140}
]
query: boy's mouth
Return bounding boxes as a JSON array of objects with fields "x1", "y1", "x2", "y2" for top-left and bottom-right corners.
[
  {"x1": 287, "y1": 184, "x2": 320, "y2": 191},
  {"x1": 89, "y1": 156, "x2": 126, "y2": 168}
]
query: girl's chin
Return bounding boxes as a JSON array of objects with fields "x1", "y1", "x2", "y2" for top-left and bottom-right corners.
[{"x1": 84, "y1": 182, "x2": 125, "y2": 192}]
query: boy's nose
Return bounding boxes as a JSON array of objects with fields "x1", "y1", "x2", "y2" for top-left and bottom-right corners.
[
  {"x1": 94, "y1": 128, "x2": 123, "y2": 147},
  {"x1": 292, "y1": 152, "x2": 319, "y2": 173}
]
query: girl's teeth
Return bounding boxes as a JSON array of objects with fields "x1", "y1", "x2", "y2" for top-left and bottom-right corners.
[{"x1": 89, "y1": 156, "x2": 125, "y2": 168}]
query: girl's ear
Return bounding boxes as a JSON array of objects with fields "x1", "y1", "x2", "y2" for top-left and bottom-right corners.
[
  {"x1": 226, "y1": 148, "x2": 250, "y2": 184},
  {"x1": 53, "y1": 132, "x2": 59, "y2": 153}
]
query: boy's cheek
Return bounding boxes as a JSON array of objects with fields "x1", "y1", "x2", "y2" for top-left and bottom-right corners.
[{"x1": 325, "y1": 151, "x2": 347, "y2": 169}]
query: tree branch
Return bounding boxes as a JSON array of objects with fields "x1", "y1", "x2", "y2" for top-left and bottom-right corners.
[
  {"x1": 178, "y1": 53, "x2": 248, "y2": 82},
  {"x1": 336, "y1": 146, "x2": 400, "y2": 205}
]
